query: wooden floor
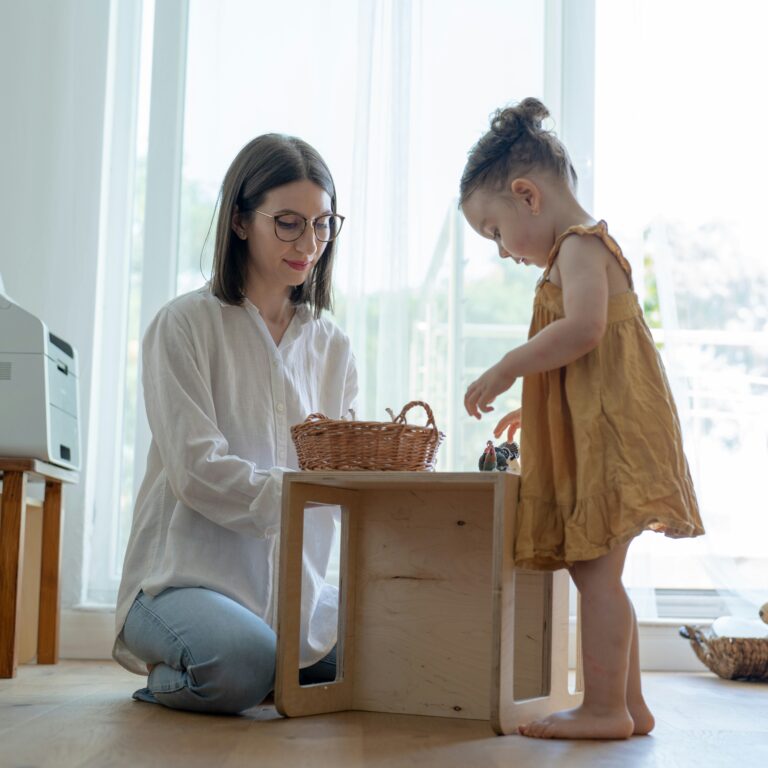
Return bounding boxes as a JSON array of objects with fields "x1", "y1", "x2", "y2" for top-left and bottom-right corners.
[{"x1": 1, "y1": 662, "x2": 767, "y2": 767}]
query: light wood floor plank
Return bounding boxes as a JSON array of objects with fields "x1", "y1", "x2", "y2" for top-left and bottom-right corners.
[{"x1": 0, "y1": 662, "x2": 766, "y2": 768}]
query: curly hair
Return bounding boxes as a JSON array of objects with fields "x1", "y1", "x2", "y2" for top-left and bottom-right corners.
[{"x1": 459, "y1": 97, "x2": 577, "y2": 203}]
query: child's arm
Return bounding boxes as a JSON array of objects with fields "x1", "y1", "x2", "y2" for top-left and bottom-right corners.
[{"x1": 465, "y1": 235, "x2": 610, "y2": 418}]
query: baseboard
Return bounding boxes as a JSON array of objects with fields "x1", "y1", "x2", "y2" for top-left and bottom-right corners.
[
  {"x1": 60, "y1": 608, "x2": 116, "y2": 659},
  {"x1": 55, "y1": 607, "x2": 710, "y2": 673},
  {"x1": 568, "y1": 618, "x2": 710, "y2": 672},
  {"x1": 637, "y1": 620, "x2": 711, "y2": 672}
]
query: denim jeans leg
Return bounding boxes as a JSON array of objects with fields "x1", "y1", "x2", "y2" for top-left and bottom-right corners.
[
  {"x1": 121, "y1": 587, "x2": 277, "y2": 714},
  {"x1": 299, "y1": 645, "x2": 337, "y2": 685}
]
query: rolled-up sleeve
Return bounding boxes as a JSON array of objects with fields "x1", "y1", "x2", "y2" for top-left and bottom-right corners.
[{"x1": 142, "y1": 306, "x2": 284, "y2": 537}]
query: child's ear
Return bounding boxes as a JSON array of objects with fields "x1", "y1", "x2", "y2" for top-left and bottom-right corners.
[{"x1": 509, "y1": 178, "x2": 541, "y2": 215}]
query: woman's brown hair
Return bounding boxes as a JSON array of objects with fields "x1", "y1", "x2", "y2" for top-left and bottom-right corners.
[
  {"x1": 211, "y1": 134, "x2": 337, "y2": 317},
  {"x1": 459, "y1": 97, "x2": 577, "y2": 204}
]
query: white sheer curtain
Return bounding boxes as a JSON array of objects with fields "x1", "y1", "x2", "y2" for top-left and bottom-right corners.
[
  {"x1": 337, "y1": 0, "x2": 551, "y2": 466},
  {"x1": 174, "y1": 0, "x2": 550, "y2": 464},
  {"x1": 93, "y1": 0, "x2": 767, "y2": 631},
  {"x1": 342, "y1": 0, "x2": 415, "y2": 421},
  {"x1": 86, "y1": 0, "x2": 553, "y2": 606},
  {"x1": 82, "y1": 0, "x2": 152, "y2": 604}
]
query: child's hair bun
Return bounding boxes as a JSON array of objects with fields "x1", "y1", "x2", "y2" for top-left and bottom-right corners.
[
  {"x1": 460, "y1": 96, "x2": 575, "y2": 202},
  {"x1": 490, "y1": 97, "x2": 550, "y2": 141}
]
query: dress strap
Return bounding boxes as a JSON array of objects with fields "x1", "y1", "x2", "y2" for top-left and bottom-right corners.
[{"x1": 542, "y1": 220, "x2": 634, "y2": 290}]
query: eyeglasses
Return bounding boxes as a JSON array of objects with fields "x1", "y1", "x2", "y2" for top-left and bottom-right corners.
[{"x1": 254, "y1": 209, "x2": 345, "y2": 243}]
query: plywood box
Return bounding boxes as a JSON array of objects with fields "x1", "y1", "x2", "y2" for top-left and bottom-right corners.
[{"x1": 275, "y1": 471, "x2": 583, "y2": 735}]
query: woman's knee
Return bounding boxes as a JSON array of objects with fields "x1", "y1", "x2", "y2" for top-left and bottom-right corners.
[
  {"x1": 124, "y1": 588, "x2": 278, "y2": 714},
  {"x1": 184, "y1": 627, "x2": 277, "y2": 713}
]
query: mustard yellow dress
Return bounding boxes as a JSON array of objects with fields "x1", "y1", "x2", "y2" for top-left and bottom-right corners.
[{"x1": 516, "y1": 221, "x2": 704, "y2": 570}]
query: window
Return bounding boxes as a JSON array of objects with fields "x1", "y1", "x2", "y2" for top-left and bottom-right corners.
[{"x1": 90, "y1": 1, "x2": 765, "y2": 635}]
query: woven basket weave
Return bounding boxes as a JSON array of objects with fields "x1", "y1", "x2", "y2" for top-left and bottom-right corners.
[
  {"x1": 680, "y1": 625, "x2": 768, "y2": 681},
  {"x1": 291, "y1": 400, "x2": 445, "y2": 471}
]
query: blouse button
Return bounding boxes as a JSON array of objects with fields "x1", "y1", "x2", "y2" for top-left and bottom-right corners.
[{"x1": 276, "y1": 403, "x2": 285, "y2": 413}]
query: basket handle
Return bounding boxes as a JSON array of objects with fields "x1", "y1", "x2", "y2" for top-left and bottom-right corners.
[
  {"x1": 679, "y1": 624, "x2": 706, "y2": 648},
  {"x1": 303, "y1": 413, "x2": 330, "y2": 423},
  {"x1": 393, "y1": 400, "x2": 438, "y2": 430}
]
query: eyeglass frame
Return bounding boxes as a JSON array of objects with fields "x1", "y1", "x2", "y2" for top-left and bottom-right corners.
[{"x1": 253, "y1": 209, "x2": 346, "y2": 243}]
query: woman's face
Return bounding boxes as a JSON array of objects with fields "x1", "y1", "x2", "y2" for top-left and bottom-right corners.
[{"x1": 235, "y1": 179, "x2": 332, "y2": 295}]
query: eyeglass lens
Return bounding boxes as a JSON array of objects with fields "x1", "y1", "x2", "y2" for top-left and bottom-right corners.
[{"x1": 274, "y1": 214, "x2": 343, "y2": 242}]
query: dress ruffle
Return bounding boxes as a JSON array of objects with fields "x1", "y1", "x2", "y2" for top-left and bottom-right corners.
[{"x1": 515, "y1": 479, "x2": 704, "y2": 571}]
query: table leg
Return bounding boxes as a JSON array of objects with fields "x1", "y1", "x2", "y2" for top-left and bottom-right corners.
[
  {"x1": 0, "y1": 471, "x2": 28, "y2": 678},
  {"x1": 491, "y1": 477, "x2": 584, "y2": 734},
  {"x1": 37, "y1": 481, "x2": 62, "y2": 664},
  {"x1": 275, "y1": 482, "x2": 359, "y2": 717}
]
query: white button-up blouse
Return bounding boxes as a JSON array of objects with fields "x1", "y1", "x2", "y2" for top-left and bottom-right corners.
[{"x1": 112, "y1": 287, "x2": 358, "y2": 675}]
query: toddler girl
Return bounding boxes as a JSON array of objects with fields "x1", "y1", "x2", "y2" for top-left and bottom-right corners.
[{"x1": 461, "y1": 98, "x2": 704, "y2": 739}]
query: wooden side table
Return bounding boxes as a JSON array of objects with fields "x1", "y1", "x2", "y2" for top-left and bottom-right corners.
[
  {"x1": 275, "y1": 471, "x2": 583, "y2": 735},
  {"x1": 0, "y1": 458, "x2": 79, "y2": 678}
]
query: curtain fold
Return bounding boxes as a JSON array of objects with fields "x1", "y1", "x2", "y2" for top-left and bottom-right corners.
[{"x1": 341, "y1": 0, "x2": 418, "y2": 421}]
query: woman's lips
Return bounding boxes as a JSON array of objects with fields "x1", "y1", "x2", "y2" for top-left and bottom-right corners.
[{"x1": 284, "y1": 259, "x2": 311, "y2": 271}]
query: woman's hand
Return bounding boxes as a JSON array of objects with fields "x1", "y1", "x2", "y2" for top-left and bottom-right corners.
[
  {"x1": 493, "y1": 408, "x2": 521, "y2": 442},
  {"x1": 464, "y1": 359, "x2": 517, "y2": 419}
]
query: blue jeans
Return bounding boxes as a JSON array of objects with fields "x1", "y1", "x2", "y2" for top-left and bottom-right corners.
[{"x1": 120, "y1": 587, "x2": 337, "y2": 714}]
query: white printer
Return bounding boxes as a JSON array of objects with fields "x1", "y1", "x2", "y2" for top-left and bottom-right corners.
[{"x1": 0, "y1": 290, "x2": 81, "y2": 471}]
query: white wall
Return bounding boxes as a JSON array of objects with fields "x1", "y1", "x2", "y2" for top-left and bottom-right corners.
[{"x1": 0, "y1": 0, "x2": 111, "y2": 609}]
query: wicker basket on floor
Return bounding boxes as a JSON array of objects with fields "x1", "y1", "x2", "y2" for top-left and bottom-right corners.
[
  {"x1": 679, "y1": 625, "x2": 768, "y2": 681},
  {"x1": 291, "y1": 400, "x2": 445, "y2": 471}
]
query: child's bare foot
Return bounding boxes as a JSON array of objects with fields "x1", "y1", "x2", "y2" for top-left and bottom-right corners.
[
  {"x1": 518, "y1": 705, "x2": 634, "y2": 740},
  {"x1": 628, "y1": 700, "x2": 655, "y2": 735}
]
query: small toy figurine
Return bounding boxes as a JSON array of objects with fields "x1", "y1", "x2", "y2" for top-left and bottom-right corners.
[
  {"x1": 495, "y1": 441, "x2": 520, "y2": 471},
  {"x1": 478, "y1": 440, "x2": 520, "y2": 471},
  {"x1": 479, "y1": 440, "x2": 497, "y2": 471}
]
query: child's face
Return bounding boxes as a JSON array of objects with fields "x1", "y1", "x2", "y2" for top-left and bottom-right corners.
[
  {"x1": 462, "y1": 184, "x2": 549, "y2": 268},
  {"x1": 237, "y1": 180, "x2": 332, "y2": 294}
]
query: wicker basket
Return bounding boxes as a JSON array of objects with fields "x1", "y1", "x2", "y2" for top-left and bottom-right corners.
[
  {"x1": 291, "y1": 400, "x2": 445, "y2": 471},
  {"x1": 679, "y1": 625, "x2": 768, "y2": 681}
]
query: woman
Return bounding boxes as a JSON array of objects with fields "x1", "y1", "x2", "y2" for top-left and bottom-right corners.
[{"x1": 113, "y1": 134, "x2": 357, "y2": 714}]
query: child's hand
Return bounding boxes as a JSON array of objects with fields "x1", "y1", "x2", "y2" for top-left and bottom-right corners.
[
  {"x1": 464, "y1": 361, "x2": 517, "y2": 419},
  {"x1": 493, "y1": 408, "x2": 521, "y2": 442}
]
